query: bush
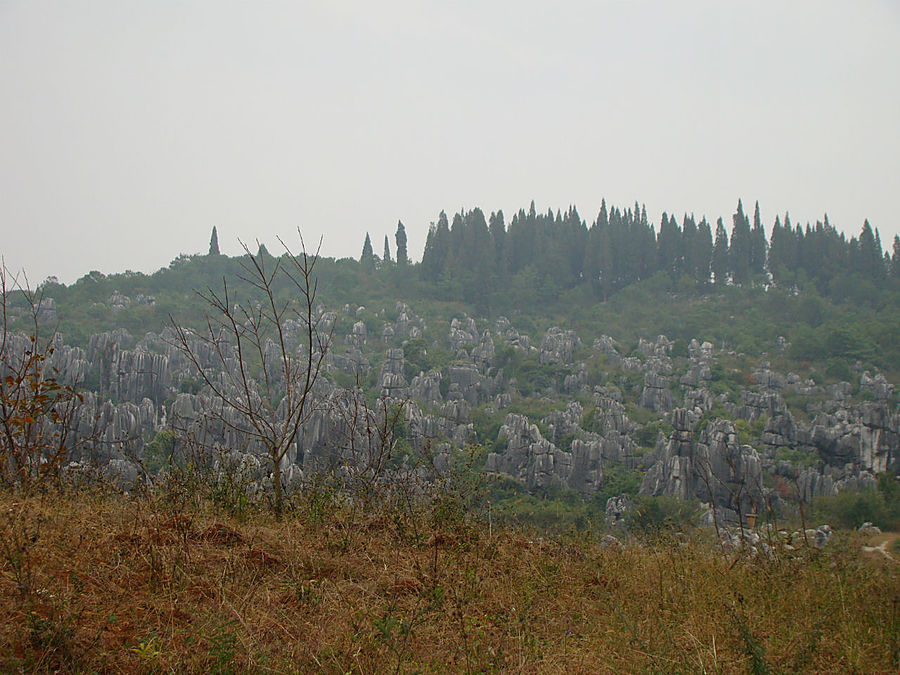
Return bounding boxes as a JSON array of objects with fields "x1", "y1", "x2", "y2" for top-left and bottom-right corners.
[
  {"x1": 592, "y1": 464, "x2": 642, "y2": 504},
  {"x1": 813, "y1": 474, "x2": 900, "y2": 530},
  {"x1": 627, "y1": 495, "x2": 700, "y2": 532}
]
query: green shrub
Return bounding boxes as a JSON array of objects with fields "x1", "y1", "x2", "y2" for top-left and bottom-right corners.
[
  {"x1": 812, "y1": 474, "x2": 900, "y2": 530},
  {"x1": 627, "y1": 495, "x2": 699, "y2": 532}
]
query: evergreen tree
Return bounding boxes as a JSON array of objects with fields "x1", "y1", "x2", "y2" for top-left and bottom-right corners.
[
  {"x1": 657, "y1": 212, "x2": 682, "y2": 276},
  {"x1": 857, "y1": 220, "x2": 884, "y2": 279},
  {"x1": 768, "y1": 216, "x2": 787, "y2": 282},
  {"x1": 681, "y1": 213, "x2": 696, "y2": 275},
  {"x1": 209, "y1": 226, "x2": 220, "y2": 256},
  {"x1": 562, "y1": 205, "x2": 587, "y2": 286},
  {"x1": 712, "y1": 218, "x2": 729, "y2": 284},
  {"x1": 383, "y1": 235, "x2": 391, "y2": 265},
  {"x1": 696, "y1": 217, "x2": 713, "y2": 282},
  {"x1": 489, "y1": 210, "x2": 506, "y2": 274},
  {"x1": 421, "y1": 211, "x2": 450, "y2": 282},
  {"x1": 892, "y1": 235, "x2": 900, "y2": 278},
  {"x1": 749, "y1": 201, "x2": 767, "y2": 275},
  {"x1": 422, "y1": 225, "x2": 438, "y2": 280},
  {"x1": 585, "y1": 202, "x2": 611, "y2": 298},
  {"x1": 875, "y1": 227, "x2": 886, "y2": 279},
  {"x1": 360, "y1": 233, "x2": 375, "y2": 270},
  {"x1": 395, "y1": 221, "x2": 408, "y2": 266},
  {"x1": 729, "y1": 200, "x2": 751, "y2": 284}
]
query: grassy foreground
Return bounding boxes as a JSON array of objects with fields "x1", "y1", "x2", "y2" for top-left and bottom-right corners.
[{"x1": 1, "y1": 487, "x2": 899, "y2": 674}]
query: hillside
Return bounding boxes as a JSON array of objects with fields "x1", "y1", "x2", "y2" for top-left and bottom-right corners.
[
  {"x1": 4, "y1": 202, "x2": 900, "y2": 671},
  {"x1": 3, "y1": 200, "x2": 900, "y2": 532}
]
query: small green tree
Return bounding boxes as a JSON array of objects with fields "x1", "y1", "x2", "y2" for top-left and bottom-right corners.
[{"x1": 0, "y1": 264, "x2": 84, "y2": 491}]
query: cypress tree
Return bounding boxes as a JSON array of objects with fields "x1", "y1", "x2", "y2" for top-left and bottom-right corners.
[
  {"x1": 857, "y1": 220, "x2": 884, "y2": 279},
  {"x1": 395, "y1": 221, "x2": 409, "y2": 266},
  {"x1": 563, "y1": 205, "x2": 587, "y2": 287},
  {"x1": 730, "y1": 200, "x2": 751, "y2": 284},
  {"x1": 489, "y1": 210, "x2": 506, "y2": 274},
  {"x1": 383, "y1": 235, "x2": 391, "y2": 265},
  {"x1": 696, "y1": 217, "x2": 713, "y2": 283},
  {"x1": 209, "y1": 226, "x2": 220, "y2": 256},
  {"x1": 892, "y1": 235, "x2": 900, "y2": 278},
  {"x1": 749, "y1": 201, "x2": 767, "y2": 275},
  {"x1": 657, "y1": 212, "x2": 682, "y2": 276},
  {"x1": 712, "y1": 218, "x2": 729, "y2": 284},
  {"x1": 360, "y1": 233, "x2": 375, "y2": 270},
  {"x1": 681, "y1": 214, "x2": 698, "y2": 278},
  {"x1": 421, "y1": 212, "x2": 450, "y2": 281}
]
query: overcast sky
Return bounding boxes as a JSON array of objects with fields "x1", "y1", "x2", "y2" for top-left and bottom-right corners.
[{"x1": 1, "y1": 1, "x2": 898, "y2": 284}]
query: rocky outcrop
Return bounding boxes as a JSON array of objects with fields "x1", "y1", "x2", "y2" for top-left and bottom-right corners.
[
  {"x1": 332, "y1": 349, "x2": 370, "y2": 378},
  {"x1": 471, "y1": 331, "x2": 495, "y2": 370},
  {"x1": 486, "y1": 414, "x2": 569, "y2": 492},
  {"x1": 809, "y1": 402, "x2": 898, "y2": 473},
  {"x1": 860, "y1": 371, "x2": 894, "y2": 401},
  {"x1": 605, "y1": 495, "x2": 632, "y2": 527},
  {"x1": 564, "y1": 363, "x2": 589, "y2": 394},
  {"x1": 347, "y1": 320, "x2": 368, "y2": 347},
  {"x1": 680, "y1": 340, "x2": 713, "y2": 387},
  {"x1": 379, "y1": 348, "x2": 407, "y2": 397},
  {"x1": 641, "y1": 413, "x2": 765, "y2": 518},
  {"x1": 639, "y1": 372, "x2": 676, "y2": 412},
  {"x1": 495, "y1": 317, "x2": 533, "y2": 352},
  {"x1": 446, "y1": 363, "x2": 491, "y2": 406},
  {"x1": 761, "y1": 410, "x2": 799, "y2": 454},
  {"x1": 449, "y1": 316, "x2": 478, "y2": 352},
  {"x1": 485, "y1": 413, "x2": 604, "y2": 494},
  {"x1": 409, "y1": 370, "x2": 443, "y2": 403},
  {"x1": 539, "y1": 327, "x2": 580, "y2": 365},
  {"x1": 734, "y1": 391, "x2": 787, "y2": 423}
]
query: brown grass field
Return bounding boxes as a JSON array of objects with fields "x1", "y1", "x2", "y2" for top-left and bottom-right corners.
[{"x1": 1, "y1": 487, "x2": 899, "y2": 674}]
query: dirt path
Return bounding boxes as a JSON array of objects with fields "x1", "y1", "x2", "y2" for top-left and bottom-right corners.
[{"x1": 861, "y1": 532, "x2": 900, "y2": 562}]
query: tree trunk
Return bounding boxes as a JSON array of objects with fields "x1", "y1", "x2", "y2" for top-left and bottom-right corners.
[{"x1": 272, "y1": 453, "x2": 283, "y2": 517}]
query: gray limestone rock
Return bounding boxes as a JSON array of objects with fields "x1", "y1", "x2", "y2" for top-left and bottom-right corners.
[
  {"x1": 409, "y1": 370, "x2": 443, "y2": 403},
  {"x1": 814, "y1": 524, "x2": 832, "y2": 549},
  {"x1": 449, "y1": 316, "x2": 478, "y2": 351},
  {"x1": 539, "y1": 327, "x2": 580, "y2": 365},
  {"x1": 605, "y1": 495, "x2": 632, "y2": 528},
  {"x1": 734, "y1": 391, "x2": 788, "y2": 423},
  {"x1": 860, "y1": 371, "x2": 894, "y2": 401},
  {"x1": 485, "y1": 412, "x2": 604, "y2": 495},
  {"x1": 639, "y1": 372, "x2": 676, "y2": 413},
  {"x1": 593, "y1": 335, "x2": 619, "y2": 356},
  {"x1": 348, "y1": 320, "x2": 368, "y2": 347},
  {"x1": 471, "y1": 331, "x2": 495, "y2": 370},
  {"x1": 641, "y1": 414, "x2": 765, "y2": 515}
]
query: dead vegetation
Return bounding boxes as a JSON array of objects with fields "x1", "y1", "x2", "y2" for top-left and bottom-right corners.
[{"x1": 1, "y1": 485, "x2": 899, "y2": 674}]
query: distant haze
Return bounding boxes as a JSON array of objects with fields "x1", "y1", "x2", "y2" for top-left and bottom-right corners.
[{"x1": 1, "y1": 1, "x2": 898, "y2": 284}]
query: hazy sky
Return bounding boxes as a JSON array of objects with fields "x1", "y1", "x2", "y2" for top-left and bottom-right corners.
[{"x1": 2, "y1": 1, "x2": 898, "y2": 284}]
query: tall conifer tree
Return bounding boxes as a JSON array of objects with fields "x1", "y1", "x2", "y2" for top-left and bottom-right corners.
[
  {"x1": 360, "y1": 233, "x2": 375, "y2": 270},
  {"x1": 712, "y1": 218, "x2": 729, "y2": 284},
  {"x1": 395, "y1": 221, "x2": 409, "y2": 266},
  {"x1": 730, "y1": 200, "x2": 751, "y2": 284},
  {"x1": 209, "y1": 226, "x2": 220, "y2": 256},
  {"x1": 749, "y1": 201, "x2": 767, "y2": 275}
]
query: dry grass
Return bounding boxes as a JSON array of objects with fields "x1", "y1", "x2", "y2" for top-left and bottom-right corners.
[{"x1": 1, "y1": 487, "x2": 899, "y2": 674}]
